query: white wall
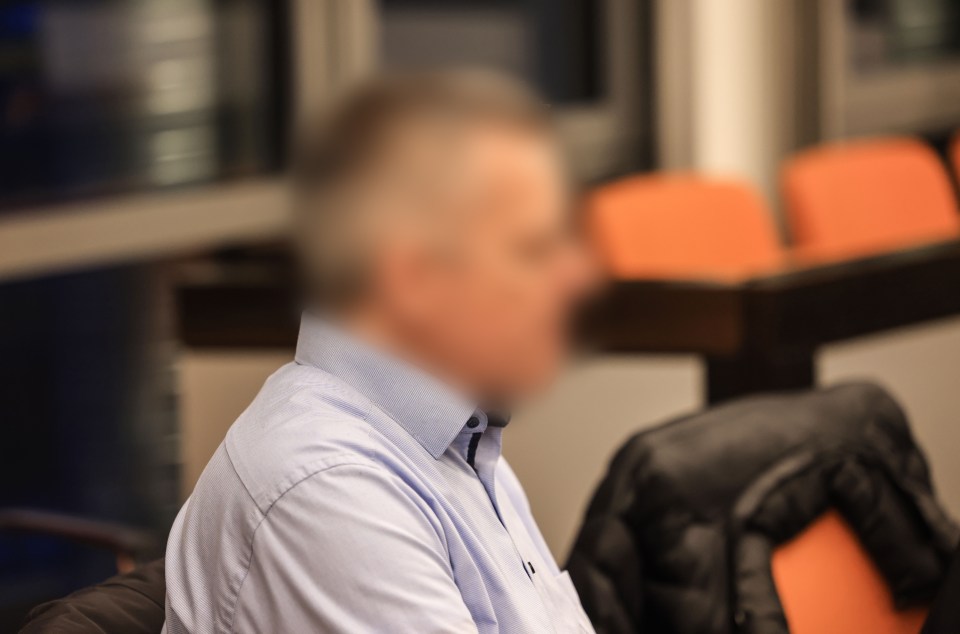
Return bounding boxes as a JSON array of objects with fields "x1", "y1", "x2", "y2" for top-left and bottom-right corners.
[
  {"x1": 177, "y1": 349, "x2": 293, "y2": 498},
  {"x1": 657, "y1": 0, "x2": 796, "y2": 205},
  {"x1": 504, "y1": 356, "x2": 702, "y2": 557},
  {"x1": 690, "y1": 0, "x2": 785, "y2": 202}
]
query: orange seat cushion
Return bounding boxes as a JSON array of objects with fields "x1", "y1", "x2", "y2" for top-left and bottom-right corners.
[
  {"x1": 587, "y1": 174, "x2": 783, "y2": 281},
  {"x1": 782, "y1": 137, "x2": 960, "y2": 258},
  {"x1": 772, "y1": 511, "x2": 928, "y2": 634}
]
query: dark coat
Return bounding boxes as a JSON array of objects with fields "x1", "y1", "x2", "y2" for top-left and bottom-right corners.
[
  {"x1": 567, "y1": 383, "x2": 959, "y2": 634},
  {"x1": 22, "y1": 559, "x2": 165, "y2": 633}
]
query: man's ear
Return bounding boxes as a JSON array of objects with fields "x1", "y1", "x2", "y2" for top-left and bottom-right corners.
[{"x1": 375, "y1": 237, "x2": 438, "y2": 324}]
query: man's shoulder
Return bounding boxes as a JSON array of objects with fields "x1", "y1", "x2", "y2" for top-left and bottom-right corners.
[
  {"x1": 165, "y1": 364, "x2": 409, "y2": 631},
  {"x1": 219, "y1": 361, "x2": 396, "y2": 513}
]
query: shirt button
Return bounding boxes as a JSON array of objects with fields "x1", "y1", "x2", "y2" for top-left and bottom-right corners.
[{"x1": 466, "y1": 416, "x2": 480, "y2": 429}]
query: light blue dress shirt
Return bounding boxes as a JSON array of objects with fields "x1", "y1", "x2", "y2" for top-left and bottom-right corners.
[{"x1": 163, "y1": 315, "x2": 595, "y2": 633}]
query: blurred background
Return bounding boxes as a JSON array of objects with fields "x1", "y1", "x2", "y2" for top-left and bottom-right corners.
[{"x1": 1, "y1": 0, "x2": 960, "y2": 628}]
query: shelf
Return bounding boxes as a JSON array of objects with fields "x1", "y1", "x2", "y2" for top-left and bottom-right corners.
[{"x1": 0, "y1": 179, "x2": 290, "y2": 282}]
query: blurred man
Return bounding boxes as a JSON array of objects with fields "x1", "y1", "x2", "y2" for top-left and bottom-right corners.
[{"x1": 163, "y1": 70, "x2": 596, "y2": 633}]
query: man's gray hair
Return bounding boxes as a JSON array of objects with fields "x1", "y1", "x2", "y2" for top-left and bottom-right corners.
[{"x1": 291, "y1": 69, "x2": 553, "y2": 308}]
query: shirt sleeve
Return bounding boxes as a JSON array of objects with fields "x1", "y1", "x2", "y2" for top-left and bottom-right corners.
[{"x1": 233, "y1": 462, "x2": 479, "y2": 633}]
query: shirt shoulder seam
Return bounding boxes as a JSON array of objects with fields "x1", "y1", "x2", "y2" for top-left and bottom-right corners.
[
  {"x1": 226, "y1": 460, "x2": 390, "y2": 632},
  {"x1": 223, "y1": 390, "x2": 374, "y2": 513}
]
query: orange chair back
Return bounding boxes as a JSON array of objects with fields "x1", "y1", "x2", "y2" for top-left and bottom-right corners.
[
  {"x1": 586, "y1": 174, "x2": 783, "y2": 281},
  {"x1": 782, "y1": 137, "x2": 960, "y2": 257},
  {"x1": 772, "y1": 511, "x2": 928, "y2": 634}
]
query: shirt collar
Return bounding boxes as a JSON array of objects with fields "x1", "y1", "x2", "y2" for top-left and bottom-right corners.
[{"x1": 295, "y1": 314, "x2": 479, "y2": 459}]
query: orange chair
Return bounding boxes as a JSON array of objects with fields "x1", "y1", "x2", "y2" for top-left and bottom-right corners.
[
  {"x1": 773, "y1": 511, "x2": 928, "y2": 634},
  {"x1": 782, "y1": 137, "x2": 960, "y2": 258},
  {"x1": 586, "y1": 173, "x2": 784, "y2": 281}
]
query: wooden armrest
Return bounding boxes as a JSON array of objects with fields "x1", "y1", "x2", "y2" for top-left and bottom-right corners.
[{"x1": 0, "y1": 508, "x2": 159, "y2": 572}]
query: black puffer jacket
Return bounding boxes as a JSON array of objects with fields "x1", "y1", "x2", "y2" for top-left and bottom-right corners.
[{"x1": 567, "y1": 383, "x2": 959, "y2": 634}]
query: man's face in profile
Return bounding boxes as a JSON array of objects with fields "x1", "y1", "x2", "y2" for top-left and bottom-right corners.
[{"x1": 374, "y1": 122, "x2": 594, "y2": 403}]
